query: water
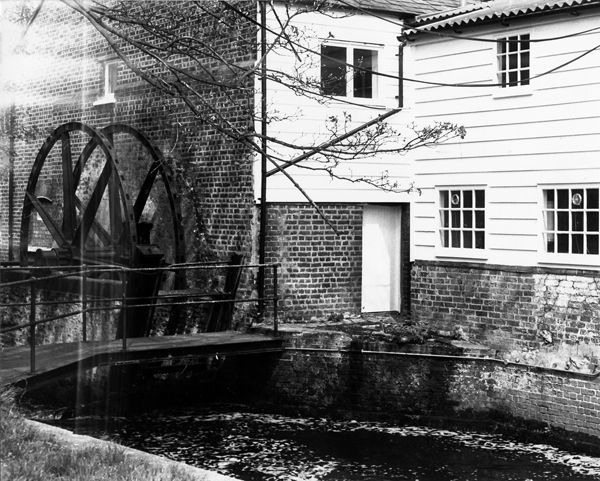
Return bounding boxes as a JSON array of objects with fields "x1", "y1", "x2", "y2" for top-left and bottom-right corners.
[{"x1": 57, "y1": 409, "x2": 600, "y2": 480}]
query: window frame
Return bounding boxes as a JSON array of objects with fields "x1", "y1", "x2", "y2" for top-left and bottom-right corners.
[
  {"x1": 493, "y1": 32, "x2": 533, "y2": 99},
  {"x1": 538, "y1": 184, "x2": 600, "y2": 267},
  {"x1": 320, "y1": 41, "x2": 380, "y2": 100},
  {"x1": 93, "y1": 59, "x2": 119, "y2": 106},
  {"x1": 497, "y1": 33, "x2": 530, "y2": 88},
  {"x1": 435, "y1": 185, "x2": 488, "y2": 261}
]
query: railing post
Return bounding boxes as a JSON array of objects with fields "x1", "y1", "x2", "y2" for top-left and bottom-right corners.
[
  {"x1": 273, "y1": 263, "x2": 278, "y2": 336},
  {"x1": 82, "y1": 264, "x2": 87, "y2": 342},
  {"x1": 29, "y1": 280, "x2": 36, "y2": 373},
  {"x1": 121, "y1": 268, "x2": 127, "y2": 351}
]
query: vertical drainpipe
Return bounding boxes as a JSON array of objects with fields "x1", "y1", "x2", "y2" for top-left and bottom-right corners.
[
  {"x1": 8, "y1": 104, "x2": 15, "y2": 261},
  {"x1": 258, "y1": 0, "x2": 268, "y2": 318},
  {"x1": 398, "y1": 41, "x2": 404, "y2": 109}
]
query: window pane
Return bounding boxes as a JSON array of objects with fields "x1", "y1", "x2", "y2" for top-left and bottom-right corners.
[
  {"x1": 521, "y1": 51, "x2": 530, "y2": 68},
  {"x1": 353, "y1": 49, "x2": 374, "y2": 98},
  {"x1": 442, "y1": 229, "x2": 449, "y2": 247},
  {"x1": 321, "y1": 45, "x2": 346, "y2": 96},
  {"x1": 588, "y1": 189, "x2": 599, "y2": 209},
  {"x1": 463, "y1": 190, "x2": 472, "y2": 208},
  {"x1": 440, "y1": 210, "x2": 449, "y2": 228},
  {"x1": 440, "y1": 191, "x2": 449, "y2": 208},
  {"x1": 572, "y1": 212, "x2": 583, "y2": 231},
  {"x1": 475, "y1": 231, "x2": 484, "y2": 249},
  {"x1": 544, "y1": 211, "x2": 555, "y2": 230},
  {"x1": 499, "y1": 54, "x2": 506, "y2": 71},
  {"x1": 588, "y1": 211, "x2": 599, "y2": 232},
  {"x1": 557, "y1": 189, "x2": 569, "y2": 209},
  {"x1": 475, "y1": 210, "x2": 484, "y2": 228},
  {"x1": 545, "y1": 189, "x2": 555, "y2": 209},
  {"x1": 545, "y1": 233, "x2": 555, "y2": 253},
  {"x1": 572, "y1": 189, "x2": 584, "y2": 209},
  {"x1": 572, "y1": 234, "x2": 584, "y2": 254},
  {"x1": 520, "y1": 69, "x2": 530, "y2": 85},
  {"x1": 557, "y1": 211, "x2": 569, "y2": 231},
  {"x1": 499, "y1": 71, "x2": 506, "y2": 87},
  {"x1": 588, "y1": 235, "x2": 599, "y2": 255},
  {"x1": 509, "y1": 70, "x2": 518, "y2": 85},
  {"x1": 463, "y1": 210, "x2": 472, "y2": 228},
  {"x1": 451, "y1": 190, "x2": 461, "y2": 207},
  {"x1": 463, "y1": 231, "x2": 473, "y2": 248},
  {"x1": 475, "y1": 190, "x2": 484, "y2": 208},
  {"x1": 509, "y1": 53, "x2": 518, "y2": 70},
  {"x1": 521, "y1": 34, "x2": 530, "y2": 50},
  {"x1": 557, "y1": 233, "x2": 569, "y2": 253},
  {"x1": 508, "y1": 36, "x2": 518, "y2": 52},
  {"x1": 451, "y1": 211, "x2": 460, "y2": 228},
  {"x1": 107, "y1": 62, "x2": 118, "y2": 95},
  {"x1": 451, "y1": 231, "x2": 460, "y2": 248}
]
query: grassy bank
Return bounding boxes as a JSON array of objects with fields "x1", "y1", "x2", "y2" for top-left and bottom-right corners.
[{"x1": 0, "y1": 388, "x2": 219, "y2": 481}]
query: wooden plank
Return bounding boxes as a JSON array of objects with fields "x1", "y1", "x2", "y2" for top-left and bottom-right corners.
[{"x1": 0, "y1": 332, "x2": 283, "y2": 387}]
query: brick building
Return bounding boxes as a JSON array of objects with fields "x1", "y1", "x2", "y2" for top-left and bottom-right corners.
[{"x1": 0, "y1": 0, "x2": 458, "y2": 323}]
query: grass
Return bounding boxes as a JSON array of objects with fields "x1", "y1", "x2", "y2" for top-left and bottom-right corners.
[{"x1": 0, "y1": 388, "x2": 211, "y2": 481}]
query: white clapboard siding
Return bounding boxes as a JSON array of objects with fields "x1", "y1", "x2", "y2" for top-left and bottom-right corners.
[
  {"x1": 257, "y1": 4, "x2": 408, "y2": 203},
  {"x1": 407, "y1": 10, "x2": 600, "y2": 269}
]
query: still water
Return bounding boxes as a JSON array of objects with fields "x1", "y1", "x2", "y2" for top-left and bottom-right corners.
[{"x1": 59, "y1": 409, "x2": 600, "y2": 480}]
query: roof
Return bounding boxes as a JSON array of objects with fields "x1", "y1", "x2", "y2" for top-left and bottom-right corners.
[
  {"x1": 327, "y1": 0, "x2": 461, "y2": 16},
  {"x1": 408, "y1": 0, "x2": 600, "y2": 32}
]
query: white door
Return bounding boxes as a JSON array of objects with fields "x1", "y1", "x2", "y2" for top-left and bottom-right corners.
[{"x1": 361, "y1": 205, "x2": 401, "y2": 312}]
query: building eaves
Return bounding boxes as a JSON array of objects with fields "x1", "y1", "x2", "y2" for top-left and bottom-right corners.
[
  {"x1": 407, "y1": 0, "x2": 600, "y2": 33},
  {"x1": 332, "y1": 0, "x2": 461, "y2": 16}
]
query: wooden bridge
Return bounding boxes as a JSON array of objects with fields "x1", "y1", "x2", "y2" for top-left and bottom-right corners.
[
  {"x1": 0, "y1": 260, "x2": 282, "y2": 390},
  {"x1": 0, "y1": 331, "x2": 283, "y2": 389}
]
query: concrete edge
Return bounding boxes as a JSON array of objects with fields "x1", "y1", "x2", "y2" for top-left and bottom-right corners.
[{"x1": 25, "y1": 419, "x2": 241, "y2": 481}]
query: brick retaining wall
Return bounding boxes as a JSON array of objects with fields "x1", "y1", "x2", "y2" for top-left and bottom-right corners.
[{"x1": 259, "y1": 331, "x2": 600, "y2": 440}]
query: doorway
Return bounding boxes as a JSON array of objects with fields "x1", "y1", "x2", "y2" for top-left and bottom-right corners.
[{"x1": 361, "y1": 205, "x2": 401, "y2": 313}]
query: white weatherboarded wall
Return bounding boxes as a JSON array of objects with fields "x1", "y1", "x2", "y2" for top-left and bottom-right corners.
[
  {"x1": 405, "y1": 9, "x2": 600, "y2": 270},
  {"x1": 257, "y1": 3, "x2": 414, "y2": 204}
]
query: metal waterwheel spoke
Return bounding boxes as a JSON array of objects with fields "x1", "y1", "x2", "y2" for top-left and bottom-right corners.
[
  {"x1": 73, "y1": 159, "x2": 114, "y2": 250},
  {"x1": 74, "y1": 196, "x2": 112, "y2": 247},
  {"x1": 25, "y1": 191, "x2": 67, "y2": 247}
]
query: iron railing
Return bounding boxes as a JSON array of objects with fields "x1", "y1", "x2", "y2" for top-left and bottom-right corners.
[{"x1": 0, "y1": 261, "x2": 280, "y2": 373}]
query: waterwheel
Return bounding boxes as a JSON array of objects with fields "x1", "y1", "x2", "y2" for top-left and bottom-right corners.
[{"x1": 19, "y1": 121, "x2": 186, "y2": 337}]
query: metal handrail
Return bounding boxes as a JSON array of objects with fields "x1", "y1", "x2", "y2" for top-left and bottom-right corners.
[{"x1": 0, "y1": 261, "x2": 281, "y2": 373}]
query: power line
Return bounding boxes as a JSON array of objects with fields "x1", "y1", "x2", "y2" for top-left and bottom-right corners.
[{"x1": 221, "y1": 0, "x2": 600, "y2": 89}]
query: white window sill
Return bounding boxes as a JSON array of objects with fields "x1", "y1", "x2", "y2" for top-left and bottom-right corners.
[
  {"x1": 93, "y1": 94, "x2": 116, "y2": 106},
  {"x1": 493, "y1": 86, "x2": 532, "y2": 99},
  {"x1": 435, "y1": 248, "x2": 488, "y2": 262},
  {"x1": 538, "y1": 253, "x2": 600, "y2": 268}
]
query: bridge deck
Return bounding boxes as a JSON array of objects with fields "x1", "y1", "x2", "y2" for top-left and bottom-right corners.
[{"x1": 0, "y1": 332, "x2": 283, "y2": 388}]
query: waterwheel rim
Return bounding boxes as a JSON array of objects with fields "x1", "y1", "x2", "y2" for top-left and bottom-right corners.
[{"x1": 19, "y1": 122, "x2": 137, "y2": 266}]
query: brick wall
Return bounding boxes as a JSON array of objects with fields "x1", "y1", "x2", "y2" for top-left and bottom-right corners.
[
  {"x1": 411, "y1": 260, "x2": 600, "y2": 350},
  {"x1": 257, "y1": 332, "x2": 600, "y2": 441},
  {"x1": 0, "y1": 1, "x2": 256, "y2": 265},
  {"x1": 263, "y1": 203, "x2": 364, "y2": 320}
]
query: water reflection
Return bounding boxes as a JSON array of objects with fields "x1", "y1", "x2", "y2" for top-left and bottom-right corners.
[{"x1": 58, "y1": 410, "x2": 600, "y2": 480}]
